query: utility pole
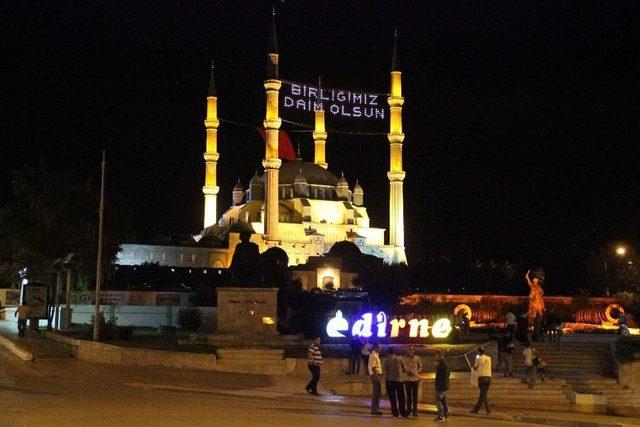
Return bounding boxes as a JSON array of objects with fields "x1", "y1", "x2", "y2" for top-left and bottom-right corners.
[{"x1": 93, "y1": 150, "x2": 106, "y2": 342}]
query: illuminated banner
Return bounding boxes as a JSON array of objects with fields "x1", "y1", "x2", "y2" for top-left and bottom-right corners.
[
  {"x1": 280, "y1": 80, "x2": 389, "y2": 132},
  {"x1": 326, "y1": 310, "x2": 452, "y2": 341}
]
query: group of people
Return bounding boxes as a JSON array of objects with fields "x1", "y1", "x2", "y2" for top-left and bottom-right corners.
[
  {"x1": 505, "y1": 307, "x2": 564, "y2": 345},
  {"x1": 308, "y1": 338, "x2": 452, "y2": 422}
]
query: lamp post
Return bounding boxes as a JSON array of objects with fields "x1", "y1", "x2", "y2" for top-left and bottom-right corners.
[
  {"x1": 605, "y1": 244, "x2": 629, "y2": 296},
  {"x1": 93, "y1": 150, "x2": 106, "y2": 342}
]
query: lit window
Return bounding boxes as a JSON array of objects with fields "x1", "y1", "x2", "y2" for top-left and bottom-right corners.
[
  {"x1": 191, "y1": 253, "x2": 196, "y2": 262},
  {"x1": 149, "y1": 252, "x2": 155, "y2": 260},
  {"x1": 161, "y1": 253, "x2": 166, "y2": 261},
  {"x1": 180, "y1": 253, "x2": 184, "y2": 262},
  {"x1": 130, "y1": 251, "x2": 135, "y2": 259}
]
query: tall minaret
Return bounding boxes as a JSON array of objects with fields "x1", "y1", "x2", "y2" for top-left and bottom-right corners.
[
  {"x1": 313, "y1": 78, "x2": 328, "y2": 169},
  {"x1": 262, "y1": 7, "x2": 282, "y2": 243},
  {"x1": 387, "y1": 30, "x2": 407, "y2": 264},
  {"x1": 202, "y1": 61, "x2": 220, "y2": 229}
]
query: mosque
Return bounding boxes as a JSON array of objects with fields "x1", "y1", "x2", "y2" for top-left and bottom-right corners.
[{"x1": 116, "y1": 13, "x2": 407, "y2": 275}]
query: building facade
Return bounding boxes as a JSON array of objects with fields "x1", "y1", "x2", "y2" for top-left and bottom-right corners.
[{"x1": 117, "y1": 14, "x2": 407, "y2": 269}]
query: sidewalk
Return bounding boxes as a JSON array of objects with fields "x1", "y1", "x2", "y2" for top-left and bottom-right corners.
[
  {"x1": 123, "y1": 372, "x2": 640, "y2": 427},
  {"x1": 0, "y1": 319, "x2": 72, "y2": 360}
]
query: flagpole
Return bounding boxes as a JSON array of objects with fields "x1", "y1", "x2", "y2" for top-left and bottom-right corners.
[{"x1": 93, "y1": 150, "x2": 106, "y2": 342}]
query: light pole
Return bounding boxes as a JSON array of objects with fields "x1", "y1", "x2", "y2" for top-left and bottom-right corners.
[{"x1": 93, "y1": 150, "x2": 106, "y2": 342}]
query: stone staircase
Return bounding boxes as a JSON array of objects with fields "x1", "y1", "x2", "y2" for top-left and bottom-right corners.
[
  {"x1": 215, "y1": 347, "x2": 287, "y2": 375},
  {"x1": 510, "y1": 341, "x2": 613, "y2": 377},
  {"x1": 570, "y1": 377, "x2": 640, "y2": 416},
  {"x1": 420, "y1": 377, "x2": 574, "y2": 412}
]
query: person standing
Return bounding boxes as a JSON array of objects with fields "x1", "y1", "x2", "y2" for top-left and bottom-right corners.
[
  {"x1": 505, "y1": 308, "x2": 517, "y2": 340},
  {"x1": 434, "y1": 350, "x2": 450, "y2": 423},
  {"x1": 348, "y1": 338, "x2": 362, "y2": 375},
  {"x1": 523, "y1": 342, "x2": 537, "y2": 389},
  {"x1": 14, "y1": 304, "x2": 30, "y2": 338},
  {"x1": 402, "y1": 345, "x2": 422, "y2": 417},
  {"x1": 368, "y1": 343, "x2": 383, "y2": 416},
  {"x1": 492, "y1": 334, "x2": 508, "y2": 371},
  {"x1": 504, "y1": 339, "x2": 515, "y2": 377},
  {"x1": 516, "y1": 311, "x2": 529, "y2": 344},
  {"x1": 361, "y1": 341, "x2": 372, "y2": 375},
  {"x1": 383, "y1": 347, "x2": 408, "y2": 418},
  {"x1": 305, "y1": 337, "x2": 323, "y2": 395},
  {"x1": 471, "y1": 347, "x2": 492, "y2": 414}
]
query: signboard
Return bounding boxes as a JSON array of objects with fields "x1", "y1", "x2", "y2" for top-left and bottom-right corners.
[
  {"x1": 280, "y1": 80, "x2": 389, "y2": 132},
  {"x1": 326, "y1": 310, "x2": 452, "y2": 341},
  {"x1": 22, "y1": 282, "x2": 48, "y2": 319}
]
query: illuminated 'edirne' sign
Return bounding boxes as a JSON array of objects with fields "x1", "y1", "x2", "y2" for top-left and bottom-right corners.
[
  {"x1": 282, "y1": 82, "x2": 387, "y2": 119},
  {"x1": 326, "y1": 310, "x2": 452, "y2": 340}
]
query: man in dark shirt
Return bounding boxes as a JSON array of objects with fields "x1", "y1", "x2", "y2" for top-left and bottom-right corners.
[{"x1": 434, "y1": 350, "x2": 450, "y2": 422}]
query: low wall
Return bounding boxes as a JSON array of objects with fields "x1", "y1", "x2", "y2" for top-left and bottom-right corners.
[
  {"x1": 56, "y1": 305, "x2": 217, "y2": 331},
  {"x1": 616, "y1": 355, "x2": 640, "y2": 390},
  {"x1": 402, "y1": 293, "x2": 627, "y2": 307},
  {"x1": 2, "y1": 305, "x2": 217, "y2": 330},
  {"x1": 46, "y1": 332, "x2": 217, "y2": 370}
]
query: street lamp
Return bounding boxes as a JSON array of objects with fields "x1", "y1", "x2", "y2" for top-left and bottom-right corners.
[{"x1": 615, "y1": 245, "x2": 627, "y2": 257}]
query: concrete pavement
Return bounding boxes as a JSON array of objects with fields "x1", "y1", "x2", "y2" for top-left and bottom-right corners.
[
  {"x1": 0, "y1": 347, "x2": 542, "y2": 427},
  {"x1": 2, "y1": 346, "x2": 640, "y2": 426}
]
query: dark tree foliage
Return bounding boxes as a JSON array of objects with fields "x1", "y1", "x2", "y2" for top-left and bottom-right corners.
[
  {"x1": 285, "y1": 290, "x2": 336, "y2": 338},
  {"x1": 354, "y1": 262, "x2": 413, "y2": 308},
  {"x1": 0, "y1": 161, "x2": 131, "y2": 288}
]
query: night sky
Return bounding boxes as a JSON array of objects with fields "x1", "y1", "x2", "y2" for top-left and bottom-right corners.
[{"x1": 3, "y1": 1, "x2": 640, "y2": 273}]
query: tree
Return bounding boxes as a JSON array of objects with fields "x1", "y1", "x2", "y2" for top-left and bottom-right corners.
[
  {"x1": 354, "y1": 261, "x2": 413, "y2": 308},
  {"x1": 0, "y1": 161, "x2": 130, "y2": 288}
]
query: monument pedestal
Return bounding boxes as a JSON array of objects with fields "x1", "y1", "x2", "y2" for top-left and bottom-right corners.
[{"x1": 215, "y1": 287, "x2": 279, "y2": 337}]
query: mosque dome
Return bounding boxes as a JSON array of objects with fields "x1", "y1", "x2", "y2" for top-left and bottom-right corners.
[
  {"x1": 327, "y1": 240, "x2": 362, "y2": 258},
  {"x1": 353, "y1": 180, "x2": 363, "y2": 194},
  {"x1": 294, "y1": 168, "x2": 307, "y2": 184},
  {"x1": 249, "y1": 172, "x2": 264, "y2": 186},
  {"x1": 337, "y1": 172, "x2": 349, "y2": 187},
  {"x1": 279, "y1": 160, "x2": 338, "y2": 186},
  {"x1": 233, "y1": 179, "x2": 244, "y2": 191}
]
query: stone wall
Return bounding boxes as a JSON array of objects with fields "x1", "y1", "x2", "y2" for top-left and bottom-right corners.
[
  {"x1": 46, "y1": 332, "x2": 217, "y2": 370},
  {"x1": 216, "y1": 288, "x2": 278, "y2": 336}
]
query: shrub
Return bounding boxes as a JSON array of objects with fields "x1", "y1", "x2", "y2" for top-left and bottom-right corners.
[
  {"x1": 178, "y1": 307, "x2": 202, "y2": 331},
  {"x1": 117, "y1": 325, "x2": 134, "y2": 341},
  {"x1": 88, "y1": 312, "x2": 118, "y2": 340}
]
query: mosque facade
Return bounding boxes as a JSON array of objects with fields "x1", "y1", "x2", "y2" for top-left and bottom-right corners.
[{"x1": 116, "y1": 13, "x2": 407, "y2": 271}]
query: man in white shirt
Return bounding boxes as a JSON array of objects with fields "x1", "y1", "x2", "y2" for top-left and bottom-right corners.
[
  {"x1": 471, "y1": 347, "x2": 491, "y2": 414},
  {"x1": 522, "y1": 342, "x2": 537, "y2": 389},
  {"x1": 368, "y1": 343, "x2": 383, "y2": 415}
]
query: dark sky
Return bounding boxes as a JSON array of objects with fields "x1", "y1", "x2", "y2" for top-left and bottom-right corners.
[{"x1": 2, "y1": 1, "x2": 640, "y2": 269}]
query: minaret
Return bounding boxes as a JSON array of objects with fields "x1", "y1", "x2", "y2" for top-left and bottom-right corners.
[
  {"x1": 262, "y1": 7, "x2": 282, "y2": 243},
  {"x1": 313, "y1": 78, "x2": 328, "y2": 169},
  {"x1": 387, "y1": 30, "x2": 407, "y2": 264},
  {"x1": 202, "y1": 61, "x2": 220, "y2": 229}
]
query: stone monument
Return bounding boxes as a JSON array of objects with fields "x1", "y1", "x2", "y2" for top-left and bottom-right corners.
[{"x1": 216, "y1": 287, "x2": 278, "y2": 337}]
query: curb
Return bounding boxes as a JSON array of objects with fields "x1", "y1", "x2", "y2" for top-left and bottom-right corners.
[{"x1": 0, "y1": 334, "x2": 35, "y2": 362}]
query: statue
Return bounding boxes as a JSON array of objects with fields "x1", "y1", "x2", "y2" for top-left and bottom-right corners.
[
  {"x1": 229, "y1": 231, "x2": 263, "y2": 285},
  {"x1": 525, "y1": 269, "x2": 545, "y2": 320}
]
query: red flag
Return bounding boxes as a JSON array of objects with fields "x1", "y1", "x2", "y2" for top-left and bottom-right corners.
[{"x1": 258, "y1": 128, "x2": 296, "y2": 161}]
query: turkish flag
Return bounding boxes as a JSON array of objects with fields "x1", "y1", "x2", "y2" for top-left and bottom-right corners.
[{"x1": 257, "y1": 128, "x2": 296, "y2": 161}]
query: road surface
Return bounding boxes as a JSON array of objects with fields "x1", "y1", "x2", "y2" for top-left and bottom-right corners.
[{"x1": 0, "y1": 347, "x2": 544, "y2": 426}]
